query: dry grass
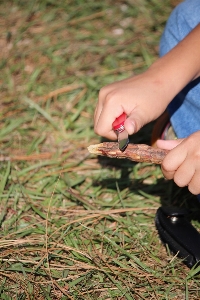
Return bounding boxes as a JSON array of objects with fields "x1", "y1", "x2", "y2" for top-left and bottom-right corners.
[{"x1": 0, "y1": 0, "x2": 200, "y2": 299}]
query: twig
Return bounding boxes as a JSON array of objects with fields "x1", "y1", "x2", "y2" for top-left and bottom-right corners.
[{"x1": 88, "y1": 142, "x2": 169, "y2": 164}]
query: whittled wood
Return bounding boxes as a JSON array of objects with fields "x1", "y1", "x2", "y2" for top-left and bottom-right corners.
[{"x1": 88, "y1": 142, "x2": 169, "y2": 164}]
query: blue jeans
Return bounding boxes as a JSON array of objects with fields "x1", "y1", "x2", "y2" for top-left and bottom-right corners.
[
  {"x1": 159, "y1": 0, "x2": 200, "y2": 139},
  {"x1": 160, "y1": 0, "x2": 200, "y2": 201}
]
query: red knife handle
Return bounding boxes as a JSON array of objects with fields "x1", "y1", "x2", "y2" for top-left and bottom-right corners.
[{"x1": 112, "y1": 113, "x2": 126, "y2": 132}]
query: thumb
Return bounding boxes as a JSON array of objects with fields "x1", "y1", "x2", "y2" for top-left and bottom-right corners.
[
  {"x1": 124, "y1": 113, "x2": 144, "y2": 135},
  {"x1": 156, "y1": 138, "x2": 184, "y2": 150}
]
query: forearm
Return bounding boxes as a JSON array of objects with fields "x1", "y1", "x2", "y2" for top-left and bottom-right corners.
[
  {"x1": 146, "y1": 23, "x2": 200, "y2": 108},
  {"x1": 94, "y1": 25, "x2": 200, "y2": 139}
]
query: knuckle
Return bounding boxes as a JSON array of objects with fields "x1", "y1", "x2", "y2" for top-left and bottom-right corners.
[
  {"x1": 173, "y1": 171, "x2": 186, "y2": 187},
  {"x1": 193, "y1": 151, "x2": 200, "y2": 161},
  {"x1": 161, "y1": 167, "x2": 173, "y2": 180},
  {"x1": 99, "y1": 86, "x2": 112, "y2": 101},
  {"x1": 187, "y1": 176, "x2": 200, "y2": 195},
  {"x1": 174, "y1": 177, "x2": 185, "y2": 188},
  {"x1": 94, "y1": 125, "x2": 103, "y2": 136},
  {"x1": 98, "y1": 86, "x2": 107, "y2": 99},
  {"x1": 100, "y1": 86, "x2": 122, "y2": 109},
  {"x1": 161, "y1": 160, "x2": 170, "y2": 173},
  {"x1": 104, "y1": 91, "x2": 117, "y2": 107},
  {"x1": 188, "y1": 184, "x2": 199, "y2": 195}
]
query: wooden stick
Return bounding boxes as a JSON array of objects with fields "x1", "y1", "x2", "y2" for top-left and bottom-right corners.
[{"x1": 88, "y1": 142, "x2": 169, "y2": 164}]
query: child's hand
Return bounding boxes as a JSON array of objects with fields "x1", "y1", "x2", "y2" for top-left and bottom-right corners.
[
  {"x1": 94, "y1": 71, "x2": 170, "y2": 140},
  {"x1": 157, "y1": 131, "x2": 200, "y2": 195},
  {"x1": 94, "y1": 25, "x2": 200, "y2": 141}
]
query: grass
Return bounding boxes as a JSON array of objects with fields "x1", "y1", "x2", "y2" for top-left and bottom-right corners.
[{"x1": 0, "y1": 0, "x2": 200, "y2": 299}]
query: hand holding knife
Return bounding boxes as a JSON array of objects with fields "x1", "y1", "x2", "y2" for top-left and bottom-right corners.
[{"x1": 112, "y1": 112, "x2": 129, "y2": 151}]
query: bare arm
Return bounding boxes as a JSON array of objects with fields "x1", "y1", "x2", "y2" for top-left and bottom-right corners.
[{"x1": 94, "y1": 24, "x2": 200, "y2": 140}]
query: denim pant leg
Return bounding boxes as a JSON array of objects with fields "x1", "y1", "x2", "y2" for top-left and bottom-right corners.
[{"x1": 159, "y1": 0, "x2": 200, "y2": 139}]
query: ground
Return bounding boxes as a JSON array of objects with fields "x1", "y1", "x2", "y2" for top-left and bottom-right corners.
[{"x1": 0, "y1": 0, "x2": 200, "y2": 299}]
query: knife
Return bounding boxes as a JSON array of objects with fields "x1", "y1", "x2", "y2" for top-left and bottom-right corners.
[{"x1": 112, "y1": 112, "x2": 129, "y2": 151}]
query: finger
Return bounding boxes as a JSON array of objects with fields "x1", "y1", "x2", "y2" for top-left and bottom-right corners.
[
  {"x1": 94, "y1": 89, "x2": 112, "y2": 135},
  {"x1": 124, "y1": 107, "x2": 147, "y2": 135},
  {"x1": 162, "y1": 158, "x2": 195, "y2": 185},
  {"x1": 94, "y1": 92, "x2": 126, "y2": 139},
  {"x1": 161, "y1": 141, "x2": 187, "y2": 172},
  {"x1": 94, "y1": 86, "x2": 111, "y2": 129},
  {"x1": 173, "y1": 160, "x2": 195, "y2": 187},
  {"x1": 94, "y1": 107, "x2": 124, "y2": 140},
  {"x1": 161, "y1": 167, "x2": 175, "y2": 180},
  {"x1": 93, "y1": 105, "x2": 98, "y2": 122},
  {"x1": 124, "y1": 115, "x2": 138, "y2": 135},
  {"x1": 94, "y1": 104, "x2": 101, "y2": 128},
  {"x1": 188, "y1": 170, "x2": 200, "y2": 195},
  {"x1": 94, "y1": 99, "x2": 103, "y2": 129},
  {"x1": 156, "y1": 139, "x2": 184, "y2": 150}
]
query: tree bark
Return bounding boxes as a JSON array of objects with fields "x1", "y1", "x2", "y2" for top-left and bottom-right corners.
[{"x1": 88, "y1": 142, "x2": 169, "y2": 164}]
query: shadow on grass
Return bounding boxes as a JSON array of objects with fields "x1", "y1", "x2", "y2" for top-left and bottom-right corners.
[{"x1": 96, "y1": 122, "x2": 200, "y2": 222}]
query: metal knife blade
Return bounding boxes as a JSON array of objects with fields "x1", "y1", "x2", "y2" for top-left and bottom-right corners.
[
  {"x1": 118, "y1": 129, "x2": 129, "y2": 151},
  {"x1": 112, "y1": 113, "x2": 129, "y2": 151}
]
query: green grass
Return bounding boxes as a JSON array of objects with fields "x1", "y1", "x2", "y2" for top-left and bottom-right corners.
[{"x1": 0, "y1": 0, "x2": 200, "y2": 299}]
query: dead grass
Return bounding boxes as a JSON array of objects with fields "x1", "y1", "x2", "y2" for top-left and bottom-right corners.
[{"x1": 0, "y1": 0, "x2": 200, "y2": 299}]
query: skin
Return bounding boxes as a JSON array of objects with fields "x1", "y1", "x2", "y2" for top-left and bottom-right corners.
[
  {"x1": 94, "y1": 24, "x2": 200, "y2": 195},
  {"x1": 157, "y1": 135, "x2": 200, "y2": 195}
]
